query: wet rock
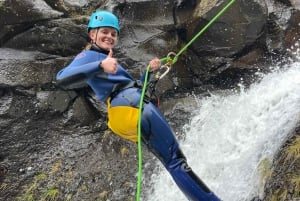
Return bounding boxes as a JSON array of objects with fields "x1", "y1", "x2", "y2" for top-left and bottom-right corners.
[
  {"x1": 0, "y1": 48, "x2": 67, "y2": 87},
  {"x1": 70, "y1": 95, "x2": 102, "y2": 125},
  {"x1": 3, "y1": 18, "x2": 88, "y2": 56},
  {"x1": 172, "y1": 0, "x2": 269, "y2": 89},
  {"x1": 0, "y1": 0, "x2": 63, "y2": 26},
  {"x1": 115, "y1": 0, "x2": 176, "y2": 62},
  {"x1": 277, "y1": 0, "x2": 300, "y2": 9},
  {"x1": 250, "y1": 197, "x2": 262, "y2": 201},
  {"x1": 36, "y1": 90, "x2": 77, "y2": 112},
  {"x1": 184, "y1": 0, "x2": 267, "y2": 57},
  {"x1": 284, "y1": 10, "x2": 300, "y2": 57},
  {"x1": 0, "y1": 164, "x2": 8, "y2": 182}
]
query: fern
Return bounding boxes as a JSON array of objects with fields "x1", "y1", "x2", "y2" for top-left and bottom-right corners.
[{"x1": 285, "y1": 136, "x2": 300, "y2": 162}]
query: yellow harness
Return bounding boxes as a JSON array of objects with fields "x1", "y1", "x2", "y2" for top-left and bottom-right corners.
[{"x1": 106, "y1": 98, "x2": 139, "y2": 142}]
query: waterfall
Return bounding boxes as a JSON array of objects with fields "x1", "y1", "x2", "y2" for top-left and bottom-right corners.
[{"x1": 144, "y1": 60, "x2": 300, "y2": 201}]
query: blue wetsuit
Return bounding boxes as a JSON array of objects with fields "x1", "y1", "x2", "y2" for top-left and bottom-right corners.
[{"x1": 56, "y1": 46, "x2": 220, "y2": 201}]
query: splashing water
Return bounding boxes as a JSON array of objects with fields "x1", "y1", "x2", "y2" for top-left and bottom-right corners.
[{"x1": 144, "y1": 60, "x2": 300, "y2": 201}]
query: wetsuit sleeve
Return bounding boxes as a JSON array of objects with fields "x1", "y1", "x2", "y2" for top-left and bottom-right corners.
[{"x1": 56, "y1": 61, "x2": 104, "y2": 89}]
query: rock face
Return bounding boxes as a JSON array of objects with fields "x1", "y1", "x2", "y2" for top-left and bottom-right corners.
[{"x1": 0, "y1": 0, "x2": 299, "y2": 201}]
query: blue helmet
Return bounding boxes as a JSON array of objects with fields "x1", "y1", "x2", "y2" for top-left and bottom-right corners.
[{"x1": 87, "y1": 11, "x2": 120, "y2": 33}]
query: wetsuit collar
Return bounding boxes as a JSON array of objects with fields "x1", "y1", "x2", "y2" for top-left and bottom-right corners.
[{"x1": 90, "y1": 44, "x2": 110, "y2": 55}]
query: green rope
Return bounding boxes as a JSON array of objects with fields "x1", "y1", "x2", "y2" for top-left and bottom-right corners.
[
  {"x1": 136, "y1": 64, "x2": 149, "y2": 201},
  {"x1": 136, "y1": 0, "x2": 236, "y2": 200},
  {"x1": 136, "y1": 57, "x2": 168, "y2": 201}
]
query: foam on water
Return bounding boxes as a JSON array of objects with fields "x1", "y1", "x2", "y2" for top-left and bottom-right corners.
[{"x1": 144, "y1": 60, "x2": 300, "y2": 201}]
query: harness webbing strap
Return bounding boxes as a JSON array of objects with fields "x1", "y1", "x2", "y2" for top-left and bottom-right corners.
[{"x1": 110, "y1": 80, "x2": 143, "y2": 100}]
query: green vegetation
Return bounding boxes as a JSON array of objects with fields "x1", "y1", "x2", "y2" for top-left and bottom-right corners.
[
  {"x1": 257, "y1": 157, "x2": 273, "y2": 195},
  {"x1": 40, "y1": 188, "x2": 59, "y2": 201},
  {"x1": 0, "y1": 183, "x2": 8, "y2": 191},
  {"x1": 285, "y1": 136, "x2": 300, "y2": 162},
  {"x1": 270, "y1": 188, "x2": 288, "y2": 201},
  {"x1": 264, "y1": 135, "x2": 300, "y2": 200},
  {"x1": 258, "y1": 158, "x2": 272, "y2": 179},
  {"x1": 16, "y1": 160, "x2": 74, "y2": 201},
  {"x1": 290, "y1": 176, "x2": 300, "y2": 197},
  {"x1": 17, "y1": 176, "x2": 39, "y2": 201}
]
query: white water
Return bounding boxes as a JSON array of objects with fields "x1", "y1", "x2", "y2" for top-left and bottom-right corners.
[{"x1": 144, "y1": 59, "x2": 300, "y2": 201}]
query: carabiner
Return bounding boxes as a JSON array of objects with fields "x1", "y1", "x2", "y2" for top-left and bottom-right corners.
[
  {"x1": 157, "y1": 64, "x2": 170, "y2": 80},
  {"x1": 166, "y1": 52, "x2": 177, "y2": 66}
]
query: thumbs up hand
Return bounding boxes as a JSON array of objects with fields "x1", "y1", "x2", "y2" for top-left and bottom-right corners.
[
  {"x1": 107, "y1": 48, "x2": 113, "y2": 58},
  {"x1": 99, "y1": 49, "x2": 118, "y2": 74}
]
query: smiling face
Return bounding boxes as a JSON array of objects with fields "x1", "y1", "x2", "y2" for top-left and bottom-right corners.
[{"x1": 89, "y1": 27, "x2": 118, "y2": 50}]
